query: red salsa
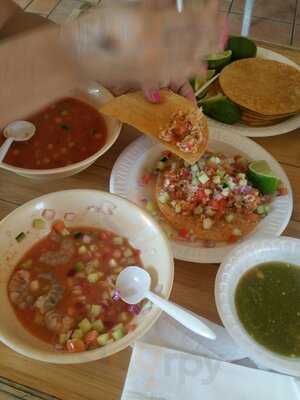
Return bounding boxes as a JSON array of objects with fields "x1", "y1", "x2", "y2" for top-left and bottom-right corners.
[
  {"x1": 0, "y1": 98, "x2": 107, "y2": 169},
  {"x1": 8, "y1": 221, "x2": 142, "y2": 352}
]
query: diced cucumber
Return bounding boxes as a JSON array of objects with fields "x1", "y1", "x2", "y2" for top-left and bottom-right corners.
[
  {"x1": 158, "y1": 192, "x2": 170, "y2": 204},
  {"x1": 113, "y1": 237, "x2": 124, "y2": 245},
  {"x1": 112, "y1": 327, "x2": 124, "y2": 341},
  {"x1": 124, "y1": 248, "x2": 133, "y2": 258},
  {"x1": 87, "y1": 272, "x2": 100, "y2": 283},
  {"x1": 112, "y1": 323, "x2": 124, "y2": 331},
  {"x1": 233, "y1": 228, "x2": 242, "y2": 236},
  {"x1": 146, "y1": 201, "x2": 156, "y2": 215},
  {"x1": 75, "y1": 261, "x2": 85, "y2": 272},
  {"x1": 256, "y1": 205, "x2": 270, "y2": 215},
  {"x1": 32, "y1": 218, "x2": 46, "y2": 230},
  {"x1": 87, "y1": 259, "x2": 100, "y2": 269},
  {"x1": 72, "y1": 329, "x2": 83, "y2": 340},
  {"x1": 79, "y1": 318, "x2": 91, "y2": 334},
  {"x1": 78, "y1": 245, "x2": 87, "y2": 255},
  {"x1": 198, "y1": 171, "x2": 209, "y2": 184},
  {"x1": 118, "y1": 312, "x2": 128, "y2": 322},
  {"x1": 156, "y1": 161, "x2": 166, "y2": 171},
  {"x1": 213, "y1": 175, "x2": 221, "y2": 184},
  {"x1": 92, "y1": 319, "x2": 104, "y2": 333},
  {"x1": 174, "y1": 203, "x2": 182, "y2": 214},
  {"x1": 225, "y1": 213, "x2": 235, "y2": 223},
  {"x1": 59, "y1": 333, "x2": 69, "y2": 345},
  {"x1": 89, "y1": 244, "x2": 98, "y2": 252},
  {"x1": 90, "y1": 304, "x2": 102, "y2": 318},
  {"x1": 97, "y1": 333, "x2": 110, "y2": 346}
]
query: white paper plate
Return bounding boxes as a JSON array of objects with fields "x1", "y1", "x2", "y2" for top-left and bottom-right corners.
[
  {"x1": 110, "y1": 129, "x2": 293, "y2": 263},
  {"x1": 206, "y1": 47, "x2": 300, "y2": 138}
]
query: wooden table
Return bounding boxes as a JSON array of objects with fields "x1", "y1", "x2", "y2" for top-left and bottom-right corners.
[{"x1": 0, "y1": 41, "x2": 299, "y2": 400}]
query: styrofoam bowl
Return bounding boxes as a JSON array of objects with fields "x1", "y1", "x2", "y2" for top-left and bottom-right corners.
[
  {"x1": 215, "y1": 236, "x2": 300, "y2": 376},
  {"x1": 0, "y1": 190, "x2": 174, "y2": 364},
  {"x1": 0, "y1": 83, "x2": 122, "y2": 181}
]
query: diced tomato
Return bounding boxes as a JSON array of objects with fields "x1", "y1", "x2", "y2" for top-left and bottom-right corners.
[
  {"x1": 227, "y1": 235, "x2": 239, "y2": 244},
  {"x1": 178, "y1": 228, "x2": 189, "y2": 238},
  {"x1": 53, "y1": 220, "x2": 66, "y2": 234},
  {"x1": 84, "y1": 330, "x2": 99, "y2": 346},
  {"x1": 100, "y1": 232, "x2": 110, "y2": 241},
  {"x1": 195, "y1": 190, "x2": 206, "y2": 202},
  {"x1": 67, "y1": 306, "x2": 76, "y2": 317},
  {"x1": 246, "y1": 213, "x2": 259, "y2": 223},
  {"x1": 66, "y1": 339, "x2": 86, "y2": 353},
  {"x1": 139, "y1": 173, "x2": 152, "y2": 186}
]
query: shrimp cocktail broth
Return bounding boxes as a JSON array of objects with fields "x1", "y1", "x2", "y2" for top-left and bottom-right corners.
[{"x1": 7, "y1": 221, "x2": 143, "y2": 353}]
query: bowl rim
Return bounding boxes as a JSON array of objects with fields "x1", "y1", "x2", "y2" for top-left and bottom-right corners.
[
  {"x1": 215, "y1": 235, "x2": 300, "y2": 376},
  {"x1": 0, "y1": 189, "x2": 174, "y2": 364},
  {"x1": 0, "y1": 84, "x2": 122, "y2": 176}
]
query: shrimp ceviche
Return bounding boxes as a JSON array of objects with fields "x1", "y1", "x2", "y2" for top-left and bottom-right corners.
[
  {"x1": 8, "y1": 221, "x2": 142, "y2": 353},
  {"x1": 141, "y1": 150, "x2": 287, "y2": 245}
]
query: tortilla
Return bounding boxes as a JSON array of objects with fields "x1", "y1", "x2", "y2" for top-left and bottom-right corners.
[
  {"x1": 219, "y1": 59, "x2": 300, "y2": 116},
  {"x1": 100, "y1": 90, "x2": 209, "y2": 164},
  {"x1": 155, "y1": 174, "x2": 260, "y2": 241}
]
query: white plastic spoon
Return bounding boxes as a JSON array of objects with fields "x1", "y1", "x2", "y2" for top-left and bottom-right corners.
[
  {"x1": 0, "y1": 121, "x2": 36, "y2": 163},
  {"x1": 116, "y1": 266, "x2": 216, "y2": 340}
]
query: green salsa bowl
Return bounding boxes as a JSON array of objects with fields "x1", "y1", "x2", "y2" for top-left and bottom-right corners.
[{"x1": 215, "y1": 236, "x2": 300, "y2": 376}]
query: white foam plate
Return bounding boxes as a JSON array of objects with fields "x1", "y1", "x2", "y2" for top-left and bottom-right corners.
[
  {"x1": 206, "y1": 47, "x2": 300, "y2": 138},
  {"x1": 110, "y1": 129, "x2": 293, "y2": 264}
]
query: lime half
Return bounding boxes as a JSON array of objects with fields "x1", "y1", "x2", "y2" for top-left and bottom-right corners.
[
  {"x1": 227, "y1": 36, "x2": 257, "y2": 60},
  {"x1": 206, "y1": 50, "x2": 232, "y2": 71},
  {"x1": 248, "y1": 160, "x2": 279, "y2": 194},
  {"x1": 202, "y1": 93, "x2": 241, "y2": 124}
]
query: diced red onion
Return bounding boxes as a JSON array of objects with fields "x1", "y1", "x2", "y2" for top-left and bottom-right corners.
[
  {"x1": 213, "y1": 193, "x2": 223, "y2": 201},
  {"x1": 128, "y1": 304, "x2": 141, "y2": 315},
  {"x1": 112, "y1": 289, "x2": 121, "y2": 301},
  {"x1": 239, "y1": 185, "x2": 252, "y2": 194},
  {"x1": 42, "y1": 209, "x2": 55, "y2": 221},
  {"x1": 82, "y1": 234, "x2": 92, "y2": 244}
]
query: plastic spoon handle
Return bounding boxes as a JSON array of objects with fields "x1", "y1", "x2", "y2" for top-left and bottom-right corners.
[
  {"x1": 146, "y1": 291, "x2": 216, "y2": 340},
  {"x1": 0, "y1": 138, "x2": 13, "y2": 163}
]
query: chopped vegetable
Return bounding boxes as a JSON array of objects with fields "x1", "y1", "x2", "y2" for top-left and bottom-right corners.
[
  {"x1": 79, "y1": 318, "x2": 92, "y2": 334},
  {"x1": 109, "y1": 258, "x2": 118, "y2": 268},
  {"x1": 124, "y1": 248, "x2": 133, "y2": 258},
  {"x1": 92, "y1": 319, "x2": 104, "y2": 333},
  {"x1": 53, "y1": 220, "x2": 69, "y2": 236},
  {"x1": 97, "y1": 333, "x2": 110, "y2": 346},
  {"x1": 78, "y1": 245, "x2": 88, "y2": 255},
  {"x1": 233, "y1": 228, "x2": 242, "y2": 236},
  {"x1": 113, "y1": 237, "x2": 124, "y2": 245},
  {"x1": 66, "y1": 339, "x2": 86, "y2": 353},
  {"x1": 112, "y1": 327, "x2": 124, "y2": 341},
  {"x1": 72, "y1": 329, "x2": 84, "y2": 340},
  {"x1": 203, "y1": 218, "x2": 213, "y2": 230},
  {"x1": 87, "y1": 272, "x2": 100, "y2": 284},
  {"x1": 158, "y1": 192, "x2": 170, "y2": 204},
  {"x1": 90, "y1": 304, "x2": 102, "y2": 318},
  {"x1": 75, "y1": 261, "x2": 85, "y2": 272},
  {"x1": 32, "y1": 219, "x2": 46, "y2": 230}
]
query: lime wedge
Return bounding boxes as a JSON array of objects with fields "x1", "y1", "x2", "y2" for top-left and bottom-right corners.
[
  {"x1": 227, "y1": 36, "x2": 257, "y2": 60},
  {"x1": 202, "y1": 93, "x2": 241, "y2": 124},
  {"x1": 206, "y1": 50, "x2": 232, "y2": 71},
  {"x1": 247, "y1": 160, "x2": 279, "y2": 194}
]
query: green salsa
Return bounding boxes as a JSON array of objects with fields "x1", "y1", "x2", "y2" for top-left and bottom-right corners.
[{"x1": 235, "y1": 262, "x2": 300, "y2": 357}]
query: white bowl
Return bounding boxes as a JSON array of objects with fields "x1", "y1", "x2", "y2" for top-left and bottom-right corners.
[
  {"x1": 0, "y1": 83, "x2": 122, "y2": 181},
  {"x1": 0, "y1": 190, "x2": 174, "y2": 364},
  {"x1": 215, "y1": 236, "x2": 300, "y2": 376}
]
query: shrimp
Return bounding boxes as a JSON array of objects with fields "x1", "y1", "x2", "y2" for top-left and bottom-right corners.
[
  {"x1": 44, "y1": 310, "x2": 74, "y2": 333},
  {"x1": 8, "y1": 270, "x2": 34, "y2": 309},
  {"x1": 34, "y1": 273, "x2": 63, "y2": 314},
  {"x1": 39, "y1": 238, "x2": 75, "y2": 266}
]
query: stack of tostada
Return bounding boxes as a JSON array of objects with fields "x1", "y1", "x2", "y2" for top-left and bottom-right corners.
[{"x1": 219, "y1": 58, "x2": 300, "y2": 126}]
